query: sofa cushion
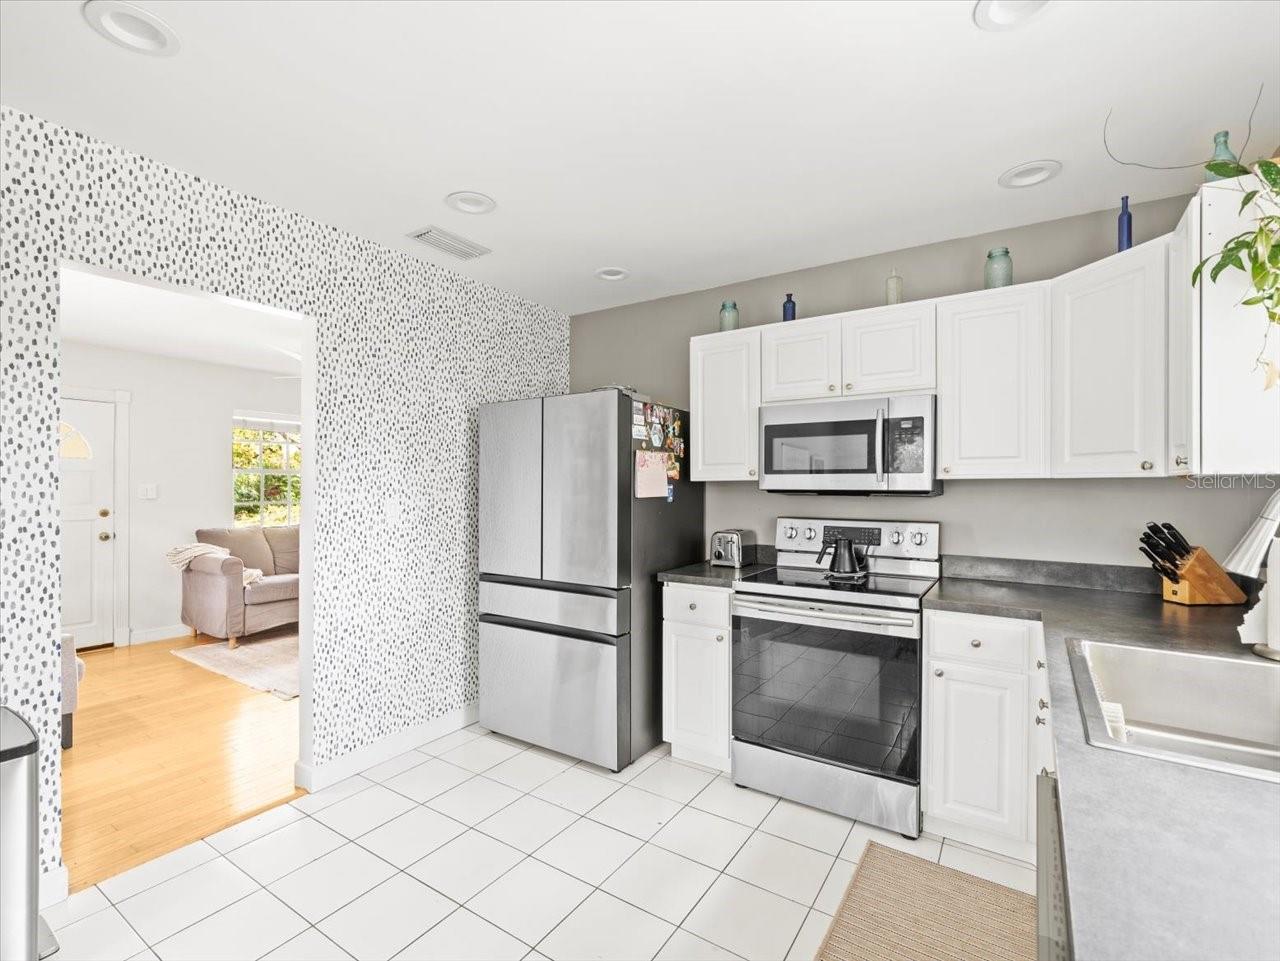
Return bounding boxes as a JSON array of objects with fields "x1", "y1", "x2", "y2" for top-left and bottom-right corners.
[
  {"x1": 197, "y1": 527, "x2": 275, "y2": 576},
  {"x1": 243, "y1": 574, "x2": 299, "y2": 606},
  {"x1": 262, "y1": 525, "x2": 299, "y2": 574}
]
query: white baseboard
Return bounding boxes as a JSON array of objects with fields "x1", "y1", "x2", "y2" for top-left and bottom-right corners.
[
  {"x1": 294, "y1": 702, "x2": 478, "y2": 793},
  {"x1": 39, "y1": 866, "x2": 69, "y2": 909},
  {"x1": 129, "y1": 623, "x2": 193, "y2": 645}
]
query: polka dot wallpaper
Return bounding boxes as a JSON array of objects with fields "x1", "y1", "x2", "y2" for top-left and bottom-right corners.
[{"x1": 0, "y1": 107, "x2": 569, "y2": 875}]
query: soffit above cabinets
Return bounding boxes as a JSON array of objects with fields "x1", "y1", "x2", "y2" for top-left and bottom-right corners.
[{"x1": 2, "y1": 1, "x2": 1276, "y2": 315}]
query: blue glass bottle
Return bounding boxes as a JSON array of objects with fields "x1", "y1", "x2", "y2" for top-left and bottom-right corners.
[
  {"x1": 1117, "y1": 196, "x2": 1132, "y2": 252},
  {"x1": 1205, "y1": 131, "x2": 1239, "y2": 182},
  {"x1": 782, "y1": 293, "x2": 796, "y2": 322},
  {"x1": 719, "y1": 301, "x2": 739, "y2": 332}
]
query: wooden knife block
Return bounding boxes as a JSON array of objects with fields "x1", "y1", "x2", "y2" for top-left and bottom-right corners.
[{"x1": 1162, "y1": 547, "x2": 1247, "y2": 606}]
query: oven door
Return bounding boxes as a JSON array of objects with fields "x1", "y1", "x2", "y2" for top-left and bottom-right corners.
[{"x1": 731, "y1": 595, "x2": 921, "y2": 781}]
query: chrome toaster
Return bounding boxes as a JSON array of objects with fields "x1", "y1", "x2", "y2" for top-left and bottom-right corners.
[{"x1": 710, "y1": 529, "x2": 757, "y2": 568}]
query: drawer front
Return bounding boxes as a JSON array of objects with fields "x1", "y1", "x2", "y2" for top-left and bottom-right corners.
[
  {"x1": 927, "y1": 611, "x2": 1031, "y2": 670},
  {"x1": 663, "y1": 584, "x2": 731, "y2": 627},
  {"x1": 479, "y1": 620, "x2": 621, "y2": 770},
  {"x1": 479, "y1": 580, "x2": 628, "y2": 635}
]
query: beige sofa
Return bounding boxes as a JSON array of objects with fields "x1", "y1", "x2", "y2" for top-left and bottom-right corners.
[{"x1": 181, "y1": 526, "x2": 299, "y2": 648}]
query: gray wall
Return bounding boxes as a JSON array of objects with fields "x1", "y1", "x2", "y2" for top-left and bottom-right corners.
[{"x1": 571, "y1": 195, "x2": 1275, "y2": 566}]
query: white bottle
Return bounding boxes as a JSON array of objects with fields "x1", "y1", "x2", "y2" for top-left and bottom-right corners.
[{"x1": 885, "y1": 268, "x2": 903, "y2": 305}]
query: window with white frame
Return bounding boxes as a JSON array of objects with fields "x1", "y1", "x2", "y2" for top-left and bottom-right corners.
[{"x1": 232, "y1": 413, "x2": 301, "y2": 527}]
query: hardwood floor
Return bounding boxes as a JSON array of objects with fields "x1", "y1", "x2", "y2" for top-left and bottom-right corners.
[{"x1": 62, "y1": 632, "x2": 302, "y2": 892}]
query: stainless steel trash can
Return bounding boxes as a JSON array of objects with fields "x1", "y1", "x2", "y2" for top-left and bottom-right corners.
[{"x1": 1, "y1": 707, "x2": 41, "y2": 961}]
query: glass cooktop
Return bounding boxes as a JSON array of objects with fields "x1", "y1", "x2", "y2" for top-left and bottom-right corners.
[{"x1": 735, "y1": 567, "x2": 936, "y2": 609}]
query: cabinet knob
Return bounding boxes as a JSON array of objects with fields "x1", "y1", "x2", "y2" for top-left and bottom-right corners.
[
  {"x1": 970, "y1": 639, "x2": 981, "y2": 648},
  {"x1": 98, "y1": 507, "x2": 111, "y2": 518},
  {"x1": 1035, "y1": 716, "x2": 1047, "y2": 726},
  {"x1": 933, "y1": 668, "x2": 944, "y2": 677},
  {"x1": 716, "y1": 634, "x2": 725, "y2": 643},
  {"x1": 828, "y1": 384, "x2": 836, "y2": 392},
  {"x1": 844, "y1": 383, "x2": 853, "y2": 391},
  {"x1": 1175, "y1": 455, "x2": 1188, "y2": 467},
  {"x1": 1036, "y1": 660, "x2": 1045, "y2": 670},
  {"x1": 1140, "y1": 460, "x2": 1154, "y2": 471},
  {"x1": 98, "y1": 531, "x2": 112, "y2": 542},
  {"x1": 688, "y1": 602, "x2": 697, "y2": 611},
  {"x1": 747, "y1": 468, "x2": 757, "y2": 477},
  {"x1": 942, "y1": 466, "x2": 951, "y2": 474},
  {"x1": 1039, "y1": 698, "x2": 1050, "y2": 710}
]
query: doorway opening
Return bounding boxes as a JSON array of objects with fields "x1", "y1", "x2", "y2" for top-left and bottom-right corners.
[{"x1": 56, "y1": 262, "x2": 317, "y2": 892}]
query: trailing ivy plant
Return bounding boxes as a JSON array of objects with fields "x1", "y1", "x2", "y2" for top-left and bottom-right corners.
[{"x1": 1192, "y1": 157, "x2": 1280, "y2": 390}]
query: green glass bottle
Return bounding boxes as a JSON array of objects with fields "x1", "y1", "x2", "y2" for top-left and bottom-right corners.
[{"x1": 1205, "y1": 131, "x2": 1239, "y2": 182}]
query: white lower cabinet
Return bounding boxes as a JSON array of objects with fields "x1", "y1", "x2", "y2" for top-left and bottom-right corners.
[
  {"x1": 922, "y1": 610, "x2": 1051, "y2": 863},
  {"x1": 661, "y1": 584, "x2": 732, "y2": 771}
]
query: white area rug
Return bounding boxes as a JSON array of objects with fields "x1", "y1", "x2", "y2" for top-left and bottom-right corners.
[{"x1": 173, "y1": 632, "x2": 299, "y2": 699}]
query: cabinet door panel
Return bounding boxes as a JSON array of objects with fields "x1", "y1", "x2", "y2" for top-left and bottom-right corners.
[
  {"x1": 761, "y1": 317, "x2": 842, "y2": 402},
  {"x1": 690, "y1": 330, "x2": 760, "y2": 481},
  {"x1": 936, "y1": 286, "x2": 1048, "y2": 478},
  {"x1": 1166, "y1": 201, "x2": 1199, "y2": 475},
  {"x1": 842, "y1": 303, "x2": 936, "y2": 395},
  {"x1": 662, "y1": 621, "x2": 730, "y2": 762},
  {"x1": 925, "y1": 661, "x2": 1028, "y2": 840},
  {"x1": 1050, "y1": 240, "x2": 1167, "y2": 477}
]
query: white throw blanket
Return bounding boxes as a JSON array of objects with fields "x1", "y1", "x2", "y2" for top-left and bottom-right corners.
[{"x1": 165, "y1": 543, "x2": 263, "y2": 587}]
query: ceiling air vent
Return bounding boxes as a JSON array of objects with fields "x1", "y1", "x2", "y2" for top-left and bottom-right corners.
[{"x1": 407, "y1": 225, "x2": 491, "y2": 260}]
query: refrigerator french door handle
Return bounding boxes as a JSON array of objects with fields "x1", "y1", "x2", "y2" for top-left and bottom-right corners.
[{"x1": 874, "y1": 407, "x2": 886, "y2": 483}]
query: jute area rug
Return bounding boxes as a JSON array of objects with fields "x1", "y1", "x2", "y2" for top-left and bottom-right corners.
[
  {"x1": 173, "y1": 630, "x2": 299, "y2": 699},
  {"x1": 817, "y1": 842, "x2": 1037, "y2": 961}
]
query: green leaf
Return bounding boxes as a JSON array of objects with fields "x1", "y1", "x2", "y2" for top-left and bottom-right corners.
[
  {"x1": 1210, "y1": 253, "x2": 1244, "y2": 282},
  {"x1": 1242, "y1": 295, "x2": 1267, "y2": 306},
  {"x1": 1205, "y1": 159, "x2": 1250, "y2": 179},
  {"x1": 1239, "y1": 189, "x2": 1260, "y2": 214},
  {"x1": 1191, "y1": 260, "x2": 1206, "y2": 286},
  {"x1": 1255, "y1": 160, "x2": 1280, "y2": 194}
]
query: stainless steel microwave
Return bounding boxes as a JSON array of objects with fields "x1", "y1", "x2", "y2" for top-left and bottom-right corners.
[{"x1": 758, "y1": 393, "x2": 940, "y2": 494}]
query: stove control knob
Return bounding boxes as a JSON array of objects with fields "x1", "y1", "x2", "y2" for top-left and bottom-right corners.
[
  {"x1": 910, "y1": 531, "x2": 927, "y2": 546},
  {"x1": 784, "y1": 526, "x2": 798, "y2": 540},
  {"x1": 889, "y1": 531, "x2": 904, "y2": 545},
  {"x1": 803, "y1": 527, "x2": 817, "y2": 541}
]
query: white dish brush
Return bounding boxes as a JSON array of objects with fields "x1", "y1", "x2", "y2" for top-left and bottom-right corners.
[{"x1": 1100, "y1": 701, "x2": 1128, "y2": 742}]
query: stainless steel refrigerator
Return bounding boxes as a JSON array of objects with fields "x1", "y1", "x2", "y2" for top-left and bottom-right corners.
[{"x1": 477, "y1": 388, "x2": 704, "y2": 771}]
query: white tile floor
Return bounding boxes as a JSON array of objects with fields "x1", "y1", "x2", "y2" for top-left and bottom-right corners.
[{"x1": 48, "y1": 725, "x2": 1034, "y2": 961}]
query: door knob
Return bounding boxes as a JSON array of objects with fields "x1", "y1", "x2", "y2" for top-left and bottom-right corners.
[
  {"x1": 98, "y1": 507, "x2": 110, "y2": 518},
  {"x1": 98, "y1": 531, "x2": 112, "y2": 542},
  {"x1": 933, "y1": 668, "x2": 944, "y2": 677}
]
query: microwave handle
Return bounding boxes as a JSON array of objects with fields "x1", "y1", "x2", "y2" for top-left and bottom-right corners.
[{"x1": 874, "y1": 407, "x2": 886, "y2": 483}]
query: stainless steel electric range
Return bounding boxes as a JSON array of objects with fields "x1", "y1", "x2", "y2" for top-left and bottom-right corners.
[{"x1": 731, "y1": 516, "x2": 939, "y2": 837}]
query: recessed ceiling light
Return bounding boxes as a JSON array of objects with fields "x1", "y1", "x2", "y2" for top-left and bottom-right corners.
[
  {"x1": 997, "y1": 159, "x2": 1062, "y2": 188},
  {"x1": 595, "y1": 267, "x2": 629, "y2": 281},
  {"x1": 82, "y1": 0, "x2": 180, "y2": 56},
  {"x1": 973, "y1": 0, "x2": 1050, "y2": 30},
  {"x1": 444, "y1": 191, "x2": 497, "y2": 215}
]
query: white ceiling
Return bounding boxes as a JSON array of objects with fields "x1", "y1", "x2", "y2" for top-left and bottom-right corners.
[
  {"x1": 4, "y1": 1, "x2": 1278, "y2": 316},
  {"x1": 59, "y1": 266, "x2": 306, "y2": 374}
]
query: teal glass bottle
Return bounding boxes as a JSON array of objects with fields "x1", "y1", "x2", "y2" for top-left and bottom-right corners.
[
  {"x1": 984, "y1": 248, "x2": 1013, "y2": 289},
  {"x1": 1205, "y1": 130, "x2": 1239, "y2": 182},
  {"x1": 719, "y1": 301, "x2": 739, "y2": 332}
]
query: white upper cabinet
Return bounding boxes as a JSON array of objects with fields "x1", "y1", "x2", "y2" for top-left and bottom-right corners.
[
  {"x1": 690, "y1": 328, "x2": 761, "y2": 482},
  {"x1": 760, "y1": 315, "x2": 842, "y2": 402},
  {"x1": 841, "y1": 302, "x2": 937, "y2": 396},
  {"x1": 1166, "y1": 201, "x2": 1199, "y2": 475},
  {"x1": 1050, "y1": 238, "x2": 1168, "y2": 477},
  {"x1": 936, "y1": 285, "x2": 1049, "y2": 478}
]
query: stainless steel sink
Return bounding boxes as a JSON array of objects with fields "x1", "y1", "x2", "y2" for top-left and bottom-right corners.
[{"x1": 1067, "y1": 639, "x2": 1280, "y2": 783}]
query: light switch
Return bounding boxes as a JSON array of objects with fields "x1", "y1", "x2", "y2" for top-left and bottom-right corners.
[{"x1": 138, "y1": 483, "x2": 159, "y2": 500}]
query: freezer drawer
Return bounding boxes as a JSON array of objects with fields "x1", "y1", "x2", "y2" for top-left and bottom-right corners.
[
  {"x1": 479, "y1": 619, "x2": 627, "y2": 770},
  {"x1": 479, "y1": 579, "x2": 629, "y2": 636}
]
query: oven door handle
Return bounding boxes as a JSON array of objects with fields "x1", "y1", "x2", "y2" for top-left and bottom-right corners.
[
  {"x1": 874, "y1": 407, "x2": 886, "y2": 483},
  {"x1": 733, "y1": 597, "x2": 915, "y2": 628}
]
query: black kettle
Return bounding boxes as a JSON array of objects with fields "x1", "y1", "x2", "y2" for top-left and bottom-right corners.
[{"x1": 817, "y1": 536, "x2": 866, "y2": 577}]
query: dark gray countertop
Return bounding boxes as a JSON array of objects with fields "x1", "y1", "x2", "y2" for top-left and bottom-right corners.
[
  {"x1": 657, "y1": 561, "x2": 772, "y2": 587},
  {"x1": 925, "y1": 577, "x2": 1280, "y2": 961}
]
